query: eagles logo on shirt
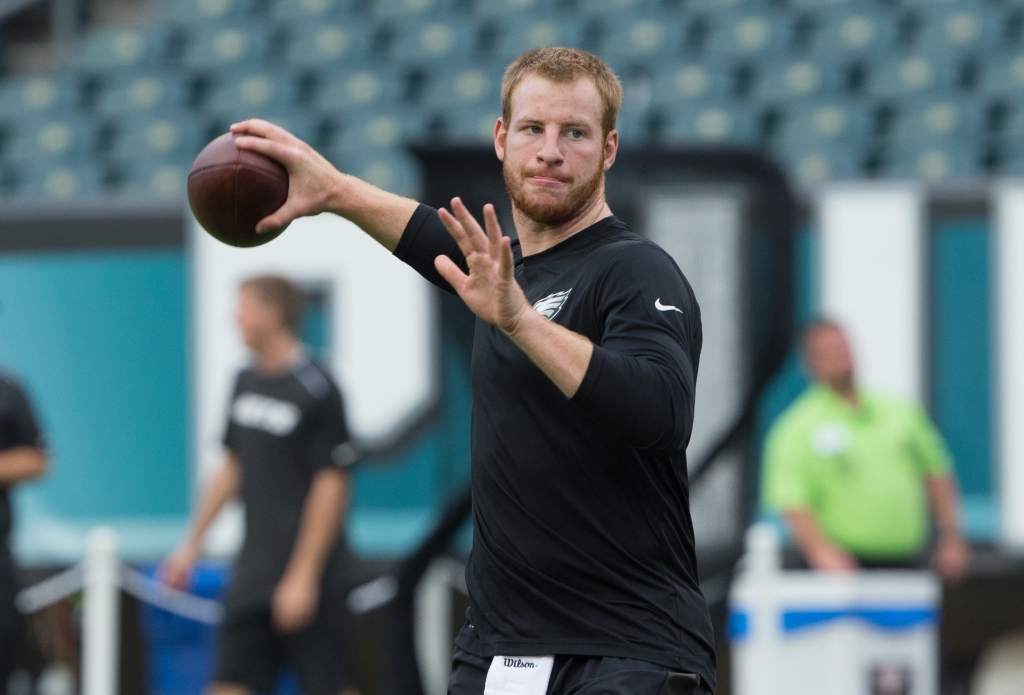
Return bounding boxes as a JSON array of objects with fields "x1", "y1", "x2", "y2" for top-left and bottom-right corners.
[{"x1": 533, "y1": 289, "x2": 571, "y2": 320}]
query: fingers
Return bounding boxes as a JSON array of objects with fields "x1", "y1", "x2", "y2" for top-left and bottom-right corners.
[
  {"x1": 230, "y1": 118, "x2": 305, "y2": 148},
  {"x1": 435, "y1": 255, "x2": 469, "y2": 293},
  {"x1": 255, "y1": 198, "x2": 303, "y2": 234},
  {"x1": 233, "y1": 135, "x2": 300, "y2": 170},
  {"x1": 499, "y1": 236, "x2": 515, "y2": 278},
  {"x1": 483, "y1": 204, "x2": 503, "y2": 256},
  {"x1": 438, "y1": 206, "x2": 478, "y2": 259},
  {"x1": 450, "y1": 198, "x2": 489, "y2": 254}
]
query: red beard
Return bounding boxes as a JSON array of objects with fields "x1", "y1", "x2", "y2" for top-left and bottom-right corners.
[{"x1": 503, "y1": 158, "x2": 604, "y2": 227}]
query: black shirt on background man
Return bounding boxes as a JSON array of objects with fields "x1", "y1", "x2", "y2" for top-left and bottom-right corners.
[
  {"x1": 223, "y1": 359, "x2": 352, "y2": 606},
  {"x1": 396, "y1": 205, "x2": 716, "y2": 688}
]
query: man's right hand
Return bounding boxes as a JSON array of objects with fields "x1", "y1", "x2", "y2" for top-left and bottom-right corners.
[
  {"x1": 230, "y1": 119, "x2": 346, "y2": 236},
  {"x1": 807, "y1": 542, "x2": 860, "y2": 572},
  {"x1": 161, "y1": 543, "x2": 200, "y2": 591}
]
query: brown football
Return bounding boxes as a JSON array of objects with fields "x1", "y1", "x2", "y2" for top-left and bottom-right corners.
[{"x1": 187, "y1": 133, "x2": 289, "y2": 248}]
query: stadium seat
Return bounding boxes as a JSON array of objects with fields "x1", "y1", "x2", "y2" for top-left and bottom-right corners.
[
  {"x1": 204, "y1": 72, "x2": 302, "y2": 116},
  {"x1": 327, "y1": 148, "x2": 421, "y2": 196},
  {"x1": 17, "y1": 161, "x2": 103, "y2": 200},
  {"x1": 703, "y1": 12, "x2": 791, "y2": 58},
  {"x1": 283, "y1": 18, "x2": 373, "y2": 68},
  {"x1": 774, "y1": 141, "x2": 863, "y2": 184},
  {"x1": 977, "y1": 53, "x2": 1024, "y2": 98},
  {"x1": 438, "y1": 106, "x2": 501, "y2": 144},
  {"x1": 78, "y1": 26, "x2": 171, "y2": 73},
  {"x1": 331, "y1": 109, "x2": 428, "y2": 153},
  {"x1": 0, "y1": 75, "x2": 79, "y2": 121},
  {"x1": 93, "y1": 74, "x2": 189, "y2": 117},
  {"x1": 180, "y1": 25, "x2": 272, "y2": 71},
  {"x1": 3, "y1": 117, "x2": 95, "y2": 164},
  {"x1": 615, "y1": 106, "x2": 656, "y2": 146},
  {"x1": 473, "y1": 0, "x2": 551, "y2": 16},
  {"x1": 370, "y1": 0, "x2": 450, "y2": 20},
  {"x1": 1002, "y1": 99, "x2": 1024, "y2": 139},
  {"x1": 808, "y1": 10, "x2": 898, "y2": 57},
  {"x1": 660, "y1": 102, "x2": 758, "y2": 144},
  {"x1": 864, "y1": 54, "x2": 958, "y2": 99},
  {"x1": 495, "y1": 17, "x2": 585, "y2": 61},
  {"x1": 422, "y1": 66, "x2": 502, "y2": 111},
  {"x1": 651, "y1": 62, "x2": 736, "y2": 105},
  {"x1": 596, "y1": 13, "x2": 684, "y2": 60},
  {"x1": 752, "y1": 59, "x2": 846, "y2": 103},
  {"x1": 888, "y1": 99, "x2": 984, "y2": 141},
  {"x1": 883, "y1": 138, "x2": 979, "y2": 181},
  {"x1": 162, "y1": 0, "x2": 256, "y2": 24},
  {"x1": 104, "y1": 115, "x2": 203, "y2": 161},
  {"x1": 391, "y1": 18, "x2": 480, "y2": 63},
  {"x1": 912, "y1": 7, "x2": 998, "y2": 55},
  {"x1": 270, "y1": 0, "x2": 354, "y2": 21},
  {"x1": 775, "y1": 101, "x2": 872, "y2": 145},
  {"x1": 107, "y1": 157, "x2": 191, "y2": 198},
  {"x1": 315, "y1": 67, "x2": 409, "y2": 112}
]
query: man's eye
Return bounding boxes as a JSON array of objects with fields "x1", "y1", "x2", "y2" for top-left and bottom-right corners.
[
  {"x1": 529, "y1": 125, "x2": 542, "y2": 134},
  {"x1": 569, "y1": 130, "x2": 583, "y2": 139}
]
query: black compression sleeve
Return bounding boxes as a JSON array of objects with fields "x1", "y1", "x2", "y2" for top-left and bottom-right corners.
[
  {"x1": 393, "y1": 204, "x2": 467, "y2": 294},
  {"x1": 571, "y1": 244, "x2": 701, "y2": 455}
]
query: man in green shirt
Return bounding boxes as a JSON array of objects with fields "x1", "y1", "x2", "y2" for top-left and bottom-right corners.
[{"x1": 762, "y1": 320, "x2": 970, "y2": 583}]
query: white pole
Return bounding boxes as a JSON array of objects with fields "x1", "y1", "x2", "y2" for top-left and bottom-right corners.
[{"x1": 82, "y1": 527, "x2": 120, "y2": 695}]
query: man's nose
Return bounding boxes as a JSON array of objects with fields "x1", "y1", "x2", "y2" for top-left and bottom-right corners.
[{"x1": 537, "y1": 129, "x2": 564, "y2": 165}]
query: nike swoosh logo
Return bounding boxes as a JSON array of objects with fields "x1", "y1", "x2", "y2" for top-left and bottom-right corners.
[{"x1": 655, "y1": 298, "x2": 684, "y2": 314}]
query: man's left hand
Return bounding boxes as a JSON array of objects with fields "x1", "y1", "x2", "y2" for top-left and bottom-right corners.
[
  {"x1": 434, "y1": 198, "x2": 531, "y2": 336},
  {"x1": 272, "y1": 571, "x2": 320, "y2": 633},
  {"x1": 932, "y1": 531, "x2": 971, "y2": 585}
]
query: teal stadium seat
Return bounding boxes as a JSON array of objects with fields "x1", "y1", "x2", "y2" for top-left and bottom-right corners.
[
  {"x1": 106, "y1": 157, "x2": 192, "y2": 198},
  {"x1": 661, "y1": 102, "x2": 757, "y2": 144},
  {"x1": 978, "y1": 53, "x2": 1024, "y2": 98},
  {"x1": 315, "y1": 67, "x2": 408, "y2": 112},
  {"x1": 651, "y1": 62, "x2": 736, "y2": 105},
  {"x1": 774, "y1": 141, "x2": 863, "y2": 184},
  {"x1": 440, "y1": 106, "x2": 502, "y2": 144},
  {"x1": 162, "y1": 0, "x2": 257, "y2": 25},
  {"x1": 79, "y1": 26, "x2": 171, "y2": 73},
  {"x1": 181, "y1": 25, "x2": 272, "y2": 71},
  {"x1": 331, "y1": 109, "x2": 427, "y2": 155},
  {"x1": 4, "y1": 117, "x2": 95, "y2": 165},
  {"x1": 0, "y1": 75, "x2": 79, "y2": 120},
  {"x1": 204, "y1": 72, "x2": 302, "y2": 117},
  {"x1": 884, "y1": 137, "x2": 978, "y2": 181},
  {"x1": 704, "y1": 12, "x2": 792, "y2": 58},
  {"x1": 912, "y1": 7, "x2": 999, "y2": 55},
  {"x1": 422, "y1": 66, "x2": 502, "y2": 111},
  {"x1": 473, "y1": 0, "x2": 552, "y2": 16},
  {"x1": 105, "y1": 115, "x2": 203, "y2": 162},
  {"x1": 865, "y1": 54, "x2": 959, "y2": 100},
  {"x1": 888, "y1": 99, "x2": 984, "y2": 142},
  {"x1": 93, "y1": 74, "x2": 189, "y2": 117},
  {"x1": 752, "y1": 58, "x2": 847, "y2": 103},
  {"x1": 17, "y1": 161, "x2": 103, "y2": 200},
  {"x1": 370, "y1": 0, "x2": 453, "y2": 20},
  {"x1": 775, "y1": 102, "x2": 872, "y2": 146},
  {"x1": 808, "y1": 10, "x2": 898, "y2": 58},
  {"x1": 391, "y1": 18, "x2": 481, "y2": 63},
  {"x1": 283, "y1": 19, "x2": 373, "y2": 68},
  {"x1": 494, "y1": 17, "x2": 585, "y2": 61},
  {"x1": 271, "y1": 0, "x2": 354, "y2": 21},
  {"x1": 598, "y1": 13, "x2": 684, "y2": 60}
]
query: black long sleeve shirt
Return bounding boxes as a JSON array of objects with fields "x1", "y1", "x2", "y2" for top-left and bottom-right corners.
[{"x1": 395, "y1": 205, "x2": 716, "y2": 687}]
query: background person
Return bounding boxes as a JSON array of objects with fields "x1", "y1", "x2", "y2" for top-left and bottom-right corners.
[
  {"x1": 0, "y1": 370, "x2": 48, "y2": 692},
  {"x1": 162, "y1": 275, "x2": 359, "y2": 695},
  {"x1": 762, "y1": 319, "x2": 970, "y2": 583}
]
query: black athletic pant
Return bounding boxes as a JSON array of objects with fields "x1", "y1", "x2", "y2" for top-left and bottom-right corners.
[{"x1": 448, "y1": 647, "x2": 712, "y2": 695}]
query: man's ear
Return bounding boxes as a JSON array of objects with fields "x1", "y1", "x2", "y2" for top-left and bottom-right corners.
[
  {"x1": 494, "y1": 117, "x2": 507, "y2": 161},
  {"x1": 603, "y1": 129, "x2": 619, "y2": 172}
]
